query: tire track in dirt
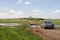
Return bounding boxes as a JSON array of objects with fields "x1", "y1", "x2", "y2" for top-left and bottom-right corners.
[
  {"x1": 44, "y1": 30, "x2": 60, "y2": 40},
  {"x1": 28, "y1": 25, "x2": 60, "y2": 40},
  {"x1": 35, "y1": 27, "x2": 54, "y2": 40},
  {"x1": 27, "y1": 21, "x2": 60, "y2": 40}
]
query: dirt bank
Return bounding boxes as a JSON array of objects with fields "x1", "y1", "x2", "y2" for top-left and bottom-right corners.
[{"x1": 27, "y1": 26, "x2": 60, "y2": 40}]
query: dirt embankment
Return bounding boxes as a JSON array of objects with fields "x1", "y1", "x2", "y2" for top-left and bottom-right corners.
[{"x1": 27, "y1": 26, "x2": 60, "y2": 40}]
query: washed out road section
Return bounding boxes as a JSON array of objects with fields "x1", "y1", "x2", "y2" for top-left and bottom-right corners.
[{"x1": 28, "y1": 25, "x2": 60, "y2": 40}]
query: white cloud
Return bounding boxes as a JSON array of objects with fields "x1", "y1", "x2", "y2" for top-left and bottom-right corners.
[
  {"x1": 17, "y1": 0, "x2": 31, "y2": 5},
  {"x1": 24, "y1": 1, "x2": 31, "y2": 5},
  {"x1": 52, "y1": 10, "x2": 60, "y2": 19},
  {"x1": 46, "y1": 10, "x2": 60, "y2": 19},
  {"x1": 32, "y1": 9, "x2": 60, "y2": 19},
  {"x1": 16, "y1": 11, "x2": 22, "y2": 14},
  {"x1": 52, "y1": 10, "x2": 60, "y2": 13},
  {"x1": 9, "y1": 10, "x2": 23, "y2": 15},
  {"x1": 17, "y1": 0, "x2": 24, "y2": 4},
  {"x1": 33, "y1": 9, "x2": 41, "y2": 15},
  {"x1": 0, "y1": 13, "x2": 7, "y2": 16},
  {"x1": 33, "y1": 9, "x2": 40, "y2": 13},
  {"x1": 9, "y1": 10, "x2": 16, "y2": 13},
  {"x1": 0, "y1": 9, "x2": 23, "y2": 18},
  {"x1": 0, "y1": 13, "x2": 8, "y2": 18}
]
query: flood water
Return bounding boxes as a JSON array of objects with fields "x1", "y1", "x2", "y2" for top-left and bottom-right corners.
[{"x1": 0, "y1": 23, "x2": 20, "y2": 26}]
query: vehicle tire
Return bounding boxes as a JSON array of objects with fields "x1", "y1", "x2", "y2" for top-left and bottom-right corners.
[
  {"x1": 52, "y1": 25, "x2": 54, "y2": 29},
  {"x1": 41, "y1": 26, "x2": 43, "y2": 28},
  {"x1": 43, "y1": 27, "x2": 46, "y2": 29}
]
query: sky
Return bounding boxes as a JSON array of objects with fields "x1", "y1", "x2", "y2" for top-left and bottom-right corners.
[{"x1": 0, "y1": 0, "x2": 60, "y2": 19}]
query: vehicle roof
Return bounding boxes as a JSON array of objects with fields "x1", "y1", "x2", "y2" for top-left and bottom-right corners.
[
  {"x1": 43, "y1": 20, "x2": 52, "y2": 23},
  {"x1": 43, "y1": 20, "x2": 51, "y2": 22}
]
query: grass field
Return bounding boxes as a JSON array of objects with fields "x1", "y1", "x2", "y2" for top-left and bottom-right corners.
[
  {"x1": 0, "y1": 19, "x2": 28, "y2": 23},
  {"x1": 0, "y1": 19, "x2": 42, "y2": 40},
  {"x1": 0, "y1": 19, "x2": 59, "y2": 24},
  {"x1": 0, "y1": 19, "x2": 60, "y2": 40},
  {"x1": 30, "y1": 19, "x2": 60, "y2": 25},
  {"x1": 51, "y1": 19, "x2": 60, "y2": 25},
  {"x1": 0, "y1": 28, "x2": 42, "y2": 40}
]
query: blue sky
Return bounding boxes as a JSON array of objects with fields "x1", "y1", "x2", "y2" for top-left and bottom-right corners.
[{"x1": 0, "y1": 0, "x2": 60, "y2": 19}]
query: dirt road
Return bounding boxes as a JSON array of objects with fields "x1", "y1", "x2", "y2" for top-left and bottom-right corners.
[
  {"x1": 36, "y1": 27, "x2": 60, "y2": 40},
  {"x1": 27, "y1": 21, "x2": 60, "y2": 40},
  {"x1": 27, "y1": 26, "x2": 60, "y2": 40}
]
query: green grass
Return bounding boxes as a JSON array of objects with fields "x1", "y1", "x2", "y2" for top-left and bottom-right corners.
[
  {"x1": 0, "y1": 19, "x2": 60, "y2": 25},
  {"x1": 0, "y1": 19, "x2": 27, "y2": 23},
  {"x1": 51, "y1": 19, "x2": 60, "y2": 25},
  {"x1": 0, "y1": 19, "x2": 60, "y2": 40},
  {"x1": 0, "y1": 28, "x2": 42, "y2": 40},
  {"x1": 0, "y1": 19, "x2": 42, "y2": 40}
]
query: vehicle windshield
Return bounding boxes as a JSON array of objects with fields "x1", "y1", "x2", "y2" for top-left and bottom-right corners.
[{"x1": 44, "y1": 21, "x2": 52, "y2": 24}]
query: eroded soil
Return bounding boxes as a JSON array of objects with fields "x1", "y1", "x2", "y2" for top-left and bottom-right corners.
[{"x1": 27, "y1": 26, "x2": 60, "y2": 40}]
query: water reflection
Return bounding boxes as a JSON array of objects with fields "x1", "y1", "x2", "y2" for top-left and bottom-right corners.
[{"x1": 0, "y1": 23, "x2": 20, "y2": 26}]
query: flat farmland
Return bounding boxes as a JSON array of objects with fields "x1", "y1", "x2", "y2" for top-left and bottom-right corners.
[
  {"x1": 0, "y1": 19, "x2": 60, "y2": 40},
  {"x1": 0, "y1": 19, "x2": 42, "y2": 40}
]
